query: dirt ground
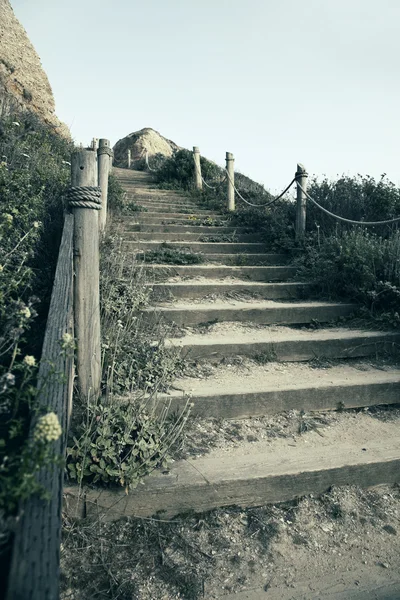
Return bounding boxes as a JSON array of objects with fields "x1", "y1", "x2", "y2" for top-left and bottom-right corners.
[
  {"x1": 61, "y1": 483, "x2": 400, "y2": 600},
  {"x1": 61, "y1": 398, "x2": 400, "y2": 599}
]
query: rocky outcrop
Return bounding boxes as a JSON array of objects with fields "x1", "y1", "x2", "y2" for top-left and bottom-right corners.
[
  {"x1": 113, "y1": 128, "x2": 180, "y2": 168},
  {"x1": 0, "y1": 0, "x2": 69, "y2": 136}
]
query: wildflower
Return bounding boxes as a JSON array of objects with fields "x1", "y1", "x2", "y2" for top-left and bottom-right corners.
[
  {"x1": 23, "y1": 355, "x2": 36, "y2": 367},
  {"x1": 19, "y1": 306, "x2": 31, "y2": 319},
  {"x1": 62, "y1": 332, "x2": 73, "y2": 345},
  {"x1": 33, "y1": 412, "x2": 62, "y2": 443},
  {"x1": 4, "y1": 214, "x2": 13, "y2": 224},
  {"x1": 12, "y1": 122, "x2": 20, "y2": 127},
  {"x1": 0, "y1": 265, "x2": 3, "y2": 273},
  {"x1": 33, "y1": 221, "x2": 40, "y2": 228}
]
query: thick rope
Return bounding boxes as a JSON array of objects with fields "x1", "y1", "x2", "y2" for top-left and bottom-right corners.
[
  {"x1": 97, "y1": 146, "x2": 113, "y2": 157},
  {"x1": 225, "y1": 168, "x2": 296, "y2": 208},
  {"x1": 67, "y1": 186, "x2": 102, "y2": 210},
  {"x1": 194, "y1": 161, "x2": 219, "y2": 190},
  {"x1": 296, "y1": 182, "x2": 400, "y2": 226}
]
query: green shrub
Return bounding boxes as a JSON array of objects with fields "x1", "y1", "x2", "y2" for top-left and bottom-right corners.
[
  {"x1": 306, "y1": 174, "x2": 400, "y2": 236},
  {"x1": 0, "y1": 109, "x2": 73, "y2": 515},
  {"x1": 296, "y1": 229, "x2": 400, "y2": 325}
]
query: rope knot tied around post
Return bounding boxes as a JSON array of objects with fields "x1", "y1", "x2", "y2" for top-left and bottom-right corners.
[
  {"x1": 67, "y1": 186, "x2": 102, "y2": 210},
  {"x1": 97, "y1": 146, "x2": 113, "y2": 158}
]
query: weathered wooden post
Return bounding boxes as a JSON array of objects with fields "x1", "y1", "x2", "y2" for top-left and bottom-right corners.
[
  {"x1": 91, "y1": 138, "x2": 98, "y2": 151},
  {"x1": 193, "y1": 146, "x2": 202, "y2": 190},
  {"x1": 127, "y1": 149, "x2": 131, "y2": 168},
  {"x1": 295, "y1": 163, "x2": 308, "y2": 239},
  {"x1": 109, "y1": 148, "x2": 113, "y2": 174},
  {"x1": 69, "y1": 149, "x2": 102, "y2": 400},
  {"x1": 226, "y1": 152, "x2": 235, "y2": 211},
  {"x1": 98, "y1": 139, "x2": 112, "y2": 232}
]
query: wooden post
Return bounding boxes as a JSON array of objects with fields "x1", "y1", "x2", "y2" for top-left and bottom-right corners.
[
  {"x1": 70, "y1": 149, "x2": 102, "y2": 400},
  {"x1": 127, "y1": 149, "x2": 131, "y2": 169},
  {"x1": 109, "y1": 148, "x2": 113, "y2": 174},
  {"x1": 193, "y1": 146, "x2": 202, "y2": 190},
  {"x1": 226, "y1": 152, "x2": 235, "y2": 211},
  {"x1": 98, "y1": 139, "x2": 111, "y2": 232},
  {"x1": 295, "y1": 163, "x2": 308, "y2": 239},
  {"x1": 91, "y1": 138, "x2": 98, "y2": 151}
]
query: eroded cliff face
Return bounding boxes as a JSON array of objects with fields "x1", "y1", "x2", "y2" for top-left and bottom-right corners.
[
  {"x1": 0, "y1": 0, "x2": 69, "y2": 135},
  {"x1": 113, "y1": 128, "x2": 180, "y2": 168}
]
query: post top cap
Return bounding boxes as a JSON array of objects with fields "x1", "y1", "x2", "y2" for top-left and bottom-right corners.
[
  {"x1": 193, "y1": 146, "x2": 200, "y2": 152},
  {"x1": 226, "y1": 152, "x2": 234, "y2": 159},
  {"x1": 98, "y1": 139, "x2": 110, "y2": 147}
]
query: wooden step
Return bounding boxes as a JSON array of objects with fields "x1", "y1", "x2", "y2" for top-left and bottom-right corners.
[
  {"x1": 165, "y1": 327, "x2": 400, "y2": 360},
  {"x1": 132, "y1": 210, "x2": 221, "y2": 219},
  {"x1": 154, "y1": 365, "x2": 400, "y2": 418},
  {"x1": 122, "y1": 224, "x2": 244, "y2": 235},
  {"x1": 122, "y1": 215, "x2": 227, "y2": 226},
  {"x1": 141, "y1": 264, "x2": 297, "y2": 281},
  {"x1": 146, "y1": 300, "x2": 356, "y2": 326},
  {"x1": 149, "y1": 281, "x2": 310, "y2": 300},
  {"x1": 136, "y1": 252, "x2": 286, "y2": 266},
  {"x1": 127, "y1": 200, "x2": 202, "y2": 211},
  {"x1": 64, "y1": 415, "x2": 400, "y2": 519},
  {"x1": 124, "y1": 241, "x2": 267, "y2": 254},
  {"x1": 122, "y1": 231, "x2": 259, "y2": 242}
]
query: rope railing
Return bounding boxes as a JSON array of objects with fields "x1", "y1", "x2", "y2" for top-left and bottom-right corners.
[
  {"x1": 194, "y1": 161, "x2": 226, "y2": 190},
  {"x1": 225, "y1": 167, "x2": 297, "y2": 209},
  {"x1": 296, "y1": 180, "x2": 400, "y2": 226},
  {"x1": 190, "y1": 147, "x2": 400, "y2": 233}
]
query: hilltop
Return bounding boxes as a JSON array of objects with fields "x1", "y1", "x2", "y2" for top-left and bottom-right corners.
[{"x1": 113, "y1": 127, "x2": 180, "y2": 168}]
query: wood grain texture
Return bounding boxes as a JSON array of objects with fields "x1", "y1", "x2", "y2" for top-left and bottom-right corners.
[
  {"x1": 193, "y1": 146, "x2": 202, "y2": 190},
  {"x1": 71, "y1": 150, "x2": 101, "y2": 400},
  {"x1": 226, "y1": 152, "x2": 235, "y2": 211},
  {"x1": 296, "y1": 163, "x2": 307, "y2": 239},
  {"x1": 98, "y1": 139, "x2": 111, "y2": 232},
  {"x1": 64, "y1": 432, "x2": 400, "y2": 520},
  {"x1": 6, "y1": 214, "x2": 74, "y2": 600}
]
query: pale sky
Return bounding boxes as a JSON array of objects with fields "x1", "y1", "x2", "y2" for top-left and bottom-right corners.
[{"x1": 11, "y1": 0, "x2": 400, "y2": 192}]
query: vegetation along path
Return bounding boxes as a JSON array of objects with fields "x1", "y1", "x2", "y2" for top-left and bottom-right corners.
[{"x1": 70, "y1": 166, "x2": 400, "y2": 523}]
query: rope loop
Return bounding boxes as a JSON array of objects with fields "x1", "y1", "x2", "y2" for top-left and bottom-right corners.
[
  {"x1": 67, "y1": 186, "x2": 102, "y2": 210},
  {"x1": 97, "y1": 146, "x2": 113, "y2": 157}
]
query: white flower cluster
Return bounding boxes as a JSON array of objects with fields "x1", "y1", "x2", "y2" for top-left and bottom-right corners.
[
  {"x1": 23, "y1": 355, "x2": 36, "y2": 367},
  {"x1": 33, "y1": 412, "x2": 62, "y2": 443}
]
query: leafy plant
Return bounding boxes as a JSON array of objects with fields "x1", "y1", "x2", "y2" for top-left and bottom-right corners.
[
  {"x1": 139, "y1": 242, "x2": 204, "y2": 265},
  {"x1": 0, "y1": 108, "x2": 72, "y2": 516},
  {"x1": 66, "y1": 397, "x2": 189, "y2": 489}
]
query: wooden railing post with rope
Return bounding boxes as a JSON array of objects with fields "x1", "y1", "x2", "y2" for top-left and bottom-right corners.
[
  {"x1": 193, "y1": 146, "x2": 202, "y2": 190},
  {"x1": 226, "y1": 151, "x2": 235, "y2": 211},
  {"x1": 6, "y1": 138, "x2": 111, "y2": 599},
  {"x1": 97, "y1": 138, "x2": 112, "y2": 232},
  {"x1": 295, "y1": 163, "x2": 308, "y2": 239},
  {"x1": 70, "y1": 148, "x2": 102, "y2": 401}
]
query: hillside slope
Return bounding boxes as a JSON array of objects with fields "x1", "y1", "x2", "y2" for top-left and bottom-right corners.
[{"x1": 0, "y1": 0, "x2": 69, "y2": 136}]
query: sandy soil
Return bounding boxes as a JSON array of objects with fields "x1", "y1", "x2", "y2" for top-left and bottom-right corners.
[{"x1": 61, "y1": 483, "x2": 400, "y2": 600}]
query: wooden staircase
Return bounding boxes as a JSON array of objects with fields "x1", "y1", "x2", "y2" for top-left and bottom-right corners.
[{"x1": 87, "y1": 167, "x2": 400, "y2": 519}]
